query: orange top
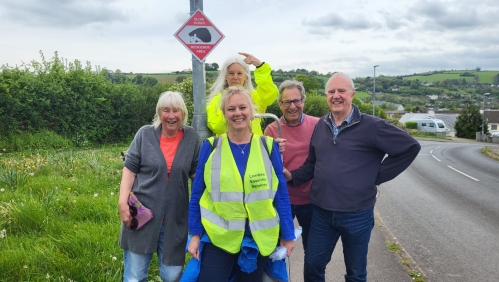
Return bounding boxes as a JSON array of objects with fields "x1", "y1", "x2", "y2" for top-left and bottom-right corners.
[{"x1": 160, "y1": 130, "x2": 184, "y2": 175}]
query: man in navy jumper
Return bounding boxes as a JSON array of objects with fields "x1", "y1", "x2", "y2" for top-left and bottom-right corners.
[{"x1": 284, "y1": 72, "x2": 421, "y2": 282}]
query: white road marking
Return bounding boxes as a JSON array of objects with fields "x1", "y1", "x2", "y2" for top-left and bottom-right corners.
[
  {"x1": 432, "y1": 155, "x2": 441, "y2": 162},
  {"x1": 447, "y1": 166, "x2": 480, "y2": 182},
  {"x1": 430, "y1": 150, "x2": 433, "y2": 154}
]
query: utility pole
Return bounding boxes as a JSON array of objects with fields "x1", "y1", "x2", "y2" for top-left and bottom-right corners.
[
  {"x1": 372, "y1": 65, "x2": 379, "y2": 116},
  {"x1": 189, "y1": 0, "x2": 211, "y2": 141},
  {"x1": 482, "y1": 92, "x2": 490, "y2": 141}
]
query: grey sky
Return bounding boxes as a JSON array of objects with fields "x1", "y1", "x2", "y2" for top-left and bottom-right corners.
[{"x1": 0, "y1": 0, "x2": 497, "y2": 78}]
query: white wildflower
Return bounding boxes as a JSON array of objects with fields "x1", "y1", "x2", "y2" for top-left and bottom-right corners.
[
  {"x1": 110, "y1": 192, "x2": 115, "y2": 196},
  {"x1": 0, "y1": 188, "x2": 4, "y2": 192},
  {"x1": 29, "y1": 173, "x2": 34, "y2": 176},
  {"x1": 93, "y1": 193, "x2": 98, "y2": 197},
  {"x1": 0, "y1": 229, "x2": 6, "y2": 239},
  {"x1": 112, "y1": 256, "x2": 117, "y2": 261},
  {"x1": 46, "y1": 273, "x2": 50, "y2": 279},
  {"x1": 23, "y1": 265, "x2": 28, "y2": 269}
]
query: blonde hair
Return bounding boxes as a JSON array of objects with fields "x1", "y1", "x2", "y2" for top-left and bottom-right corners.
[
  {"x1": 219, "y1": 86, "x2": 256, "y2": 131},
  {"x1": 152, "y1": 91, "x2": 188, "y2": 129}
]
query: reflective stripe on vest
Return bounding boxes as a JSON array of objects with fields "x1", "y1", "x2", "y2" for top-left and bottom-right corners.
[
  {"x1": 200, "y1": 206, "x2": 246, "y2": 230},
  {"x1": 200, "y1": 134, "x2": 280, "y2": 255}
]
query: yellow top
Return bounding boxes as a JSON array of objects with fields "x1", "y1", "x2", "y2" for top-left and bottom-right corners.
[{"x1": 206, "y1": 62, "x2": 278, "y2": 136}]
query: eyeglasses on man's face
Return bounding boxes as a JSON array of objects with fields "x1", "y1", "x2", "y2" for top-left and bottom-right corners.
[{"x1": 280, "y1": 98, "x2": 303, "y2": 107}]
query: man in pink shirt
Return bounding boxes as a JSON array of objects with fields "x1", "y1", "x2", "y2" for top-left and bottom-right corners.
[{"x1": 264, "y1": 80, "x2": 319, "y2": 251}]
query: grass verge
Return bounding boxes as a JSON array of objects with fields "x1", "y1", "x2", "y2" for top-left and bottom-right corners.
[
  {"x1": 481, "y1": 146, "x2": 499, "y2": 161},
  {"x1": 375, "y1": 210, "x2": 428, "y2": 282},
  {"x1": 0, "y1": 147, "x2": 133, "y2": 281}
]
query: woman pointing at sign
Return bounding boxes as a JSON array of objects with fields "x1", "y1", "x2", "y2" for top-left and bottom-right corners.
[{"x1": 206, "y1": 52, "x2": 279, "y2": 136}]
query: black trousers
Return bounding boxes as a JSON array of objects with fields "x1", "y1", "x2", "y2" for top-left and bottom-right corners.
[{"x1": 198, "y1": 242, "x2": 269, "y2": 282}]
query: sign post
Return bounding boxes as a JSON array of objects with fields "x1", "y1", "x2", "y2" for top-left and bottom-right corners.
[
  {"x1": 174, "y1": 3, "x2": 224, "y2": 141},
  {"x1": 174, "y1": 9, "x2": 225, "y2": 62}
]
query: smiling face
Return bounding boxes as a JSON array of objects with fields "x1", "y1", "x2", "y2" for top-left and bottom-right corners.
[
  {"x1": 223, "y1": 92, "x2": 252, "y2": 132},
  {"x1": 279, "y1": 87, "x2": 304, "y2": 125},
  {"x1": 225, "y1": 63, "x2": 247, "y2": 87},
  {"x1": 160, "y1": 106, "x2": 183, "y2": 134},
  {"x1": 326, "y1": 75, "x2": 355, "y2": 121}
]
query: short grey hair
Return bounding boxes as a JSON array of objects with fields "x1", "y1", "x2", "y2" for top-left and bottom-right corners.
[
  {"x1": 278, "y1": 80, "x2": 306, "y2": 103},
  {"x1": 152, "y1": 91, "x2": 188, "y2": 129},
  {"x1": 325, "y1": 72, "x2": 355, "y2": 92}
]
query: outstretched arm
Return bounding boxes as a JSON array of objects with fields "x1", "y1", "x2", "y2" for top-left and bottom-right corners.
[
  {"x1": 252, "y1": 62, "x2": 279, "y2": 110},
  {"x1": 238, "y1": 52, "x2": 278, "y2": 110}
]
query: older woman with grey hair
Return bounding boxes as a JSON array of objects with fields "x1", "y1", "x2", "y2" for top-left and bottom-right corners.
[
  {"x1": 118, "y1": 91, "x2": 200, "y2": 282},
  {"x1": 206, "y1": 52, "x2": 278, "y2": 136}
]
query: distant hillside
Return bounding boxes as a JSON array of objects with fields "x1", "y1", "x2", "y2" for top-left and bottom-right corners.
[
  {"x1": 402, "y1": 70, "x2": 498, "y2": 84},
  {"x1": 118, "y1": 67, "x2": 498, "y2": 111}
]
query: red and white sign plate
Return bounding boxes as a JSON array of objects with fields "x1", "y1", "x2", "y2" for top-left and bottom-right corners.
[{"x1": 174, "y1": 9, "x2": 225, "y2": 62}]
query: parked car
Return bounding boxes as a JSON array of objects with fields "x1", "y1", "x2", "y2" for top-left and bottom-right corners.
[{"x1": 490, "y1": 132, "x2": 499, "y2": 137}]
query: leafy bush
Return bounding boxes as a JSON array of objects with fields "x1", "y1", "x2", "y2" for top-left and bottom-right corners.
[
  {"x1": 405, "y1": 121, "x2": 418, "y2": 129},
  {"x1": 0, "y1": 52, "x2": 168, "y2": 150}
]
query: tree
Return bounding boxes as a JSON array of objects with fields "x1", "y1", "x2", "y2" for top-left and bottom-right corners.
[
  {"x1": 294, "y1": 74, "x2": 321, "y2": 93},
  {"x1": 132, "y1": 74, "x2": 143, "y2": 84},
  {"x1": 455, "y1": 103, "x2": 484, "y2": 138},
  {"x1": 205, "y1": 63, "x2": 219, "y2": 71},
  {"x1": 176, "y1": 76, "x2": 187, "y2": 83},
  {"x1": 493, "y1": 73, "x2": 499, "y2": 85},
  {"x1": 142, "y1": 76, "x2": 158, "y2": 87}
]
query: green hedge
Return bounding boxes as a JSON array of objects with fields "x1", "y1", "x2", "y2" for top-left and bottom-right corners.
[
  {"x1": 405, "y1": 121, "x2": 418, "y2": 129},
  {"x1": 0, "y1": 52, "x2": 191, "y2": 150}
]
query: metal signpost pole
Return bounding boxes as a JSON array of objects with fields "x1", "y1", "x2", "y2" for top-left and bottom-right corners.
[{"x1": 189, "y1": 0, "x2": 211, "y2": 141}]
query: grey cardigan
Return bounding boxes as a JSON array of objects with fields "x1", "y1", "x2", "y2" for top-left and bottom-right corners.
[{"x1": 119, "y1": 125, "x2": 200, "y2": 266}]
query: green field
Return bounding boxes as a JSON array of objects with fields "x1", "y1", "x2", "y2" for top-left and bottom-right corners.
[
  {"x1": 126, "y1": 71, "x2": 221, "y2": 84},
  {"x1": 403, "y1": 71, "x2": 498, "y2": 84},
  {"x1": 125, "y1": 73, "x2": 179, "y2": 83},
  {"x1": 355, "y1": 91, "x2": 370, "y2": 99}
]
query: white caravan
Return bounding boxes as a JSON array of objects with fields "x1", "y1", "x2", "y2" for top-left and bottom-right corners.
[{"x1": 411, "y1": 118, "x2": 448, "y2": 133}]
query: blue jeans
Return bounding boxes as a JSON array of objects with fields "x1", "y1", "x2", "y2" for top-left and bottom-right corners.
[
  {"x1": 291, "y1": 203, "x2": 313, "y2": 251},
  {"x1": 304, "y1": 205, "x2": 374, "y2": 282},
  {"x1": 123, "y1": 225, "x2": 183, "y2": 282}
]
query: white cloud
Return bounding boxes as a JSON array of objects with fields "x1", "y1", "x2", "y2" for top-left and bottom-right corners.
[{"x1": 0, "y1": 0, "x2": 497, "y2": 77}]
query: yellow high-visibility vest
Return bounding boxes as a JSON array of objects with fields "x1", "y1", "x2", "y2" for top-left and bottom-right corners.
[{"x1": 200, "y1": 133, "x2": 279, "y2": 256}]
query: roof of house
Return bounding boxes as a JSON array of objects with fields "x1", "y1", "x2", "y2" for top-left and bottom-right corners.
[{"x1": 484, "y1": 111, "x2": 499, "y2": 123}]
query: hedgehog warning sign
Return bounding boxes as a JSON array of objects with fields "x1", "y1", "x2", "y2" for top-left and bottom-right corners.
[{"x1": 174, "y1": 9, "x2": 225, "y2": 62}]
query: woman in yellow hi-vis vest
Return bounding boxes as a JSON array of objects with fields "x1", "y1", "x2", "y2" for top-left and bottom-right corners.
[
  {"x1": 206, "y1": 52, "x2": 278, "y2": 136},
  {"x1": 188, "y1": 86, "x2": 295, "y2": 282}
]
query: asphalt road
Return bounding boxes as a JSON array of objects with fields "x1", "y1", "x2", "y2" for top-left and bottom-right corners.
[
  {"x1": 376, "y1": 140, "x2": 499, "y2": 282},
  {"x1": 288, "y1": 218, "x2": 414, "y2": 282}
]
